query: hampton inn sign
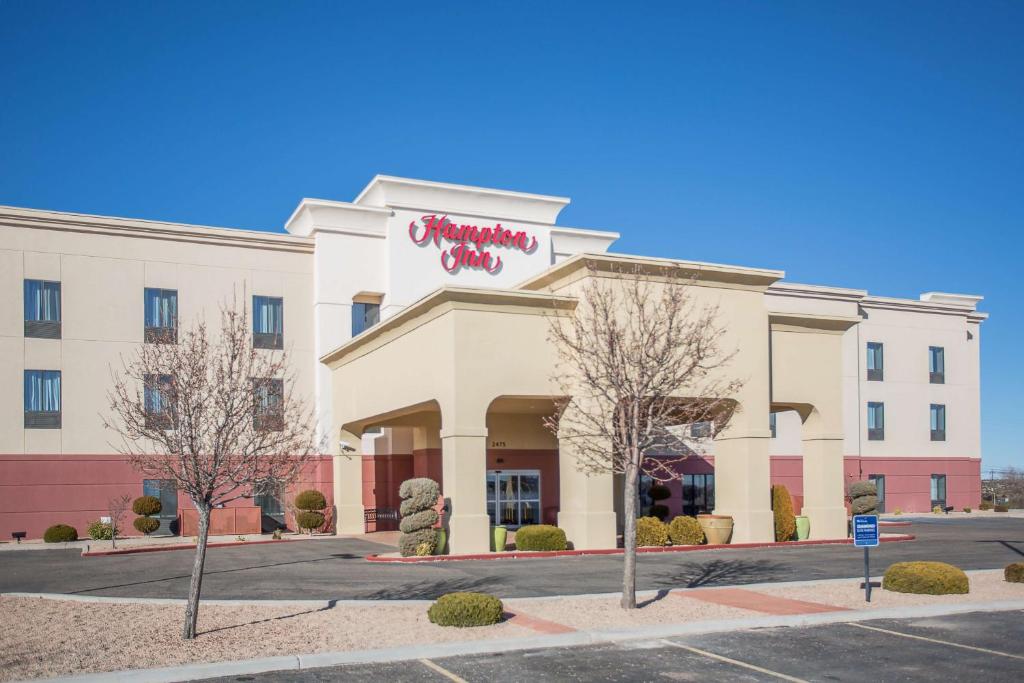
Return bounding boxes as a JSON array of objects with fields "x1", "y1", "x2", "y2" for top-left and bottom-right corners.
[{"x1": 409, "y1": 213, "x2": 539, "y2": 274}]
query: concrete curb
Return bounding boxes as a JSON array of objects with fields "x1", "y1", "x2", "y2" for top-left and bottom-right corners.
[
  {"x1": 366, "y1": 533, "x2": 916, "y2": 563},
  {"x1": 28, "y1": 598, "x2": 1024, "y2": 683},
  {"x1": 81, "y1": 538, "x2": 293, "y2": 557}
]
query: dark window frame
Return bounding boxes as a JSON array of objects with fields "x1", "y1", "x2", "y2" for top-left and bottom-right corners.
[
  {"x1": 867, "y1": 401, "x2": 885, "y2": 441},
  {"x1": 24, "y1": 369, "x2": 61, "y2": 429},
  {"x1": 866, "y1": 342, "x2": 884, "y2": 381},
  {"x1": 252, "y1": 377, "x2": 284, "y2": 431},
  {"x1": 144, "y1": 288, "x2": 178, "y2": 344},
  {"x1": 929, "y1": 346, "x2": 945, "y2": 384},
  {"x1": 769, "y1": 412, "x2": 777, "y2": 439},
  {"x1": 930, "y1": 403, "x2": 946, "y2": 441},
  {"x1": 24, "y1": 279, "x2": 62, "y2": 339},
  {"x1": 144, "y1": 373, "x2": 176, "y2": 430},
  {"x1": 253, "y1": 295, "x2": 284, "y2": 350},
  {"x1": 351, "y1": 301, "x2": 381, "y2": 337}
]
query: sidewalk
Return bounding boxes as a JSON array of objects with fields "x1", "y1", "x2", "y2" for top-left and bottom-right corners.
[{"x1": 3, "y1": 569, "x2": 1022, "y2": 682}]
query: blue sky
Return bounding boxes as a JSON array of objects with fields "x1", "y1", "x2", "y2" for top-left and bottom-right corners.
[{"x1": 1, "y1": 2, "x2": 1021, "y2": 470}]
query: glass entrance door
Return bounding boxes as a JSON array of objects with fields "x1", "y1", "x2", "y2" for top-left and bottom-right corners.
[{"x1": 486, "y1": 470, "x2": 540, "y2": 528}]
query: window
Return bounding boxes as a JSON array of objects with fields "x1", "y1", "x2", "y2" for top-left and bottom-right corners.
[
  {"x1": 682, "y1": 473, "x2": 715, "y2": 516},
  {"x1": 866, "y1": 342, "x2": 884, "y2": 381},
  {"x1": 144, "y1": 374, "x2": 175, "y2": 429},
  {"x1": 931, "y1": 474, "x2": 947, "y2": 508},
  {"x1": 144, "y1": 288, "x2": 178, "y2": 343},
  {"x1": 769, "y1": 413, "x2": 777, "y2": 439},
  {"x1": 142, "y1": 479, "x2": 178, "y2": 535},
  {"x1": 867, "y1": 402, "x2": 884, "y2": 440},
  {"x1": 929, "y1": 346, "x2": 945, "y2": 384},
  {"x1": 351, "y1": 301, "x2": 380, "y2": 337},
  {"x1": 868, "y1": 474, "x2": 886, "y2": 513},
  {"x1": 487, "y1": 471, "x2": 540, "y2": 528},
  {"x1": 930, "y1": 404, "x2": 946, "y2": 441},
  {"x1": 253, "y1": 482, "x2": 285, "y2": 530},
  {"x1": 253, "y1": 378, "x2": 284, "y2": 431},
  {"x1": 24, "y1": 370, "x2": 61, "y2": 428},
  {"x1": 690, "y1": 421, "x2": 712, "y2": 438},
  {"x1": 24, "y1": 280, "x2": 62, "y2": 339},
  {"x1": 253, "y1": 296, "x2": 283, "y2": 349}
]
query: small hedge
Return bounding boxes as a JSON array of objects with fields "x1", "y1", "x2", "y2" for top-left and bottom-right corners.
[
  {"x1": 636, "y1": 516, "x2": 669, "y2": 547},
  {"x1": 514, "y1": 524, "x2": 567, "y2": 551},
  {"x1": 883, "y1": 561, "x2": 969, "y2": 595},
  {"x1": 979, "y1": 501, "x2": 992, "y2": 510},
  {"x1": 668, "y1": 515, "x2": 704, "y2": 545},
  {"x1": 134, "y1": 516, "x2": 160, "y2": 534},
  {"x1": 995, "y1": 504, "x2": 1009, "y2": 512},
  {"x1": 294, "y1": 489, "x2": 327, "y2": 511},
  {"x1": 772, "y1": 484, "x2": 796, "y2": 542},
  {"x1": 427, "y1": 592, "x2": 503, "y2": 627},
  {"x1": 132, "y1": 496, "x2": 162, "y2": 516},
  {"x1": 44, "y1": 524, "x2": 78, "y2": 543},
  {"x1": 962, "y1": 507, "x2": 972, "y2": 513},
  {"x1": 295, "y1": 510, "x2": 326, "y2": 531},
  {"x1": 1005, "y1": 563, "x2": 1024, "y2": 584},
  {"x1": 87, "y1": 520, "x2": 114, "y2": 540}
]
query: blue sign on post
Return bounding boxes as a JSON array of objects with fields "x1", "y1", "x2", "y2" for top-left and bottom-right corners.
[{"x1": 853, "y1": 514, "x2": 879, "y2": 547}]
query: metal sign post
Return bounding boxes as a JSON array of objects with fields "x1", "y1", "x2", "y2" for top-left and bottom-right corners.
[{"x1": 852, "y1": 514, "x2": 880, "y2": 602}]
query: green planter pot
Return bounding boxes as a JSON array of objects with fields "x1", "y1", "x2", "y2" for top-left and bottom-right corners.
[
  {"x1": 434, "y1": 528, "x2": 447, "y2": 555},
  {"x1": 795, "y1": 516, "x2": 810, "y2": 541},
  {"x1": 491, "y1": 525, "x2": 507, "y2": 552}
]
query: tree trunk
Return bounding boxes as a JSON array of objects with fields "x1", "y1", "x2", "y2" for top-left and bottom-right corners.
[
  {"x1": 182, "y1": 504, "x2": 211, "y2": 640},
  {"x1": 621, "y1": 463, "x2": 639, "y2": 609}
]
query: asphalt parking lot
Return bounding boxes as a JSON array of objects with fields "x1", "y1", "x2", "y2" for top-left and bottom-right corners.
[
  {"x1": 0, "y1": 516, "x2": 1021, "y2": 600},
  {"x1": 207, "y1": 609, "x2": 1024, "y2": 682}
]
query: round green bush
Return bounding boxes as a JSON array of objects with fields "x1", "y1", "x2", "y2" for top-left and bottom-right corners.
[
  {"x1": 668, "y1": 516, "x2": 704, "y2": 545},
  {"x1": 848, "y1": 481, "x2": 877, "y2": 499},
  {"x1": 851, "y1": 495, "x2": 880, "y2": 515},
  {"x1": 636, "y1": 516, "x2": 669, "y2": 547},
  {"x1": 293, "y1": 489, "x2": 327, "y2": 511},
  {"x1": 427, "y1": 592, "x2": 503, "y2": 627},
  {"x1": 87, "y1": 520, "x2": 114, "y2": 541},
  {"x1": 295, "y1": 510, "x2": 325, "y2": 531},
  {"x1": 883, "y1": 561, "x2": 969, "y2": 595},
  {"x1": 43, "y1": 524, "x2": 78, "y2": 543},
  {"x1": 1004, "y1": 562, "x2": 1024, "y2": 584},
  {"x1": 994, "y1": 504, "x2": 1009, "y2": 512},
  {"x1": 132, "y1": 495, "x2": 162, "y2": 516},
  {"x1": 772, "y1": 484, "x2": 796, "y2": 542},
  {"x1": 399, "y1": 509, "x2": 439, "y2": 535},
  {"x1": 514, "y1": 524, "x2": 567, "y2": 551},
  {"x1": 399, "y1": 527, "x2": 437, "y2": 557},
  {"x1": 133, "y1": 516, "x2": 160, "y2": 535}
]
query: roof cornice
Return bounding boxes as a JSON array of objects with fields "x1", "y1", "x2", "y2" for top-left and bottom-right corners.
[{"x1": 767, "y1": 281, "x2": 867, "y2": 303}]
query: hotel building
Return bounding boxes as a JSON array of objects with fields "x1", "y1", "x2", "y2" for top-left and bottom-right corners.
[{"x1": 0, "y1": 176, "x2": 985, "y2": 549}]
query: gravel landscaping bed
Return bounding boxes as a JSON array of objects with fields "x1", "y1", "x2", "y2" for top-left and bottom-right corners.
[{"x1": 508, "y1": 594, "x2": 757, "y2": 629}]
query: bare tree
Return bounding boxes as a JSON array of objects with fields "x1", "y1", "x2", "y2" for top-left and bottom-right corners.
[
  {"x1": 107, "y1": 494, "x2": 132, "y2": 550},
  {"x1": 546, "y1": 264, "x2": 744, "y2": 609},
  {"x1": 104, "y1": 296, "x2": 317, "y2": 639}
]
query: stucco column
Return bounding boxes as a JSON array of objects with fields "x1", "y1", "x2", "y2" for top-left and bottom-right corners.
[
  {"x1": 801, "y1": 434, "x2": 847, "y2": 539},
  {"x1": 713, "y1": 430, "x2": 774, "y2": 543},
  {"x1": 333, "y1": 429, "x2": 365, "y2": 535},
  {"x1": 556, "y1": 402, "x2": 617, "y2": 550},
  {"x1": 440, "y1": 426, "x2": 490, "y2": 554}
]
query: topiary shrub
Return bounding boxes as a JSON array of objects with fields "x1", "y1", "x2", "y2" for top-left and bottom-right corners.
[
  {"x1": 133, "y1": 516, "x2": 160, "y2": 535},
  {"x1": 636, "y1": 516, "x2": 669, "y2": 547},
  {"x1": 514, "y1": 524, "x2": 567, "y2": 551},
  {"x1": 848, "y1": 481, "x2": 876, "y2": 499},
  {"x1": 295, "y1": 510, "x2": 325, "y2": 532},
  {"x1": 962, "y1": 507, "x2": 972, "y2": 513},
  {"x1": 427, "y1": 592, "x2": 503, "y2": 627},
  {"x1": 1004, "y1": 562, "x2": 1024, "y2": 584},
  {"x1": 293, "y1": 489, "x2": 327, "y2": 511},
  {"x1": 398, "y1": 478, "x2": 440, "y2": 557},
  {"x1": 43, "y1": 524, "x2": 78, "y2": 543},
  {"x1": 668, "y1": 516, "x2": 704, "y2": 545},
  {"x1": 995, "y1": 504, "x2": 1009, "y2": 512},
  {"x1": 979, "y1": 501, "x2": 992, "y2": 510},
  {"x1": 132, "y1": 496, "x2": 162, "y2": 516},
  {"x1": 87, "y1": 520, "x2": 113, "y2": 541},
  {"x1": 932, "y1": 505, "x2": 943, "y2": 514},
  {"x1": 883, "y1": 561, "x2": 969, "y2": 595},
  {"x1": 852, "y1": 496, "x2": 880, "y2": 515},
  {"x1": 772, "y1": 485, "x2": 796, "y2": 542}
]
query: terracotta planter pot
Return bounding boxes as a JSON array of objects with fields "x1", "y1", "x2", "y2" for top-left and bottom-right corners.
[{"x1": 697, "y1": 514, "x2": 734, "y2": 545}]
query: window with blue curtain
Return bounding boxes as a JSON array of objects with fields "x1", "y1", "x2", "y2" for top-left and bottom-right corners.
[
  {"x1": 351, "y1": 302, "x2": 380, "y2": 337},
  {"x1": 24, "y1": 280, "x2": 61, "y2": 339},
  {"x1": 24, "y1": 370, "x2": 61, "y2": 428},
  {"x1": 144, "y1": 374, "x2": 175, "y2": 428},
  {"x1": 253, "y1": 296, "x2": 284, "y2": 349},
  {"x1": 144, "y1": 289, "x2": 178, "y2": 343}
]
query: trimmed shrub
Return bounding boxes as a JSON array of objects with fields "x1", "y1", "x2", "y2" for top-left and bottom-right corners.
[
  {"x1": 133, "y1": 516, "x2": 160, "y2": 535},
  {"x1": 649, "y1": 504, "x2": 670, "y2": 521},
  {"x1": 995, "y1": 504, "x2": 1009, "y2": 512},
  {"x1": 772, "y1": 485, "x2": 796, "y2": 542},
  {"x1": 851, "y1": 496, "x2": 880, "y2": 516},
  {"x1": 979, "y1": 501, "x2": 992, "y2": 510},
  {"x1": 295, "y1": 511, "x2": 325, "y2": 531},
  {"x1": 932, "y1": 505, "x2": 943, "y2": 514},
  {"x1": 293, "y1": 489, "x2": 327, "y2": 511},
  {"x1": 399, "y1": 478, "x2": 441, "y2": 557},
  {"x1": 883, "y1": 561, "x2": 969, "y2": 595},
  {"x1": 515, "y1": 525, "x2": 567, "y2": 551},
  {"x1": 87, "y1": 520, "x2": 114, "y2": 541},
  {"x1": 1004, "y1": 562, "x2": 1024, "y2": 584},
  {"x1": 668, "y1": 516, "x2": 704, "y2": 545},
  {"x1": 893, "y1": 507, "x2": 903, "y2": 515},
  {"x1": 848, "y1": 481, "x2": 877, "y2": 499},
  {"x1": 962, "y1": 507, "x2": 972, "y2": 513},
  {"x1": 636, "y1": 516, "x2": 669, "y2": 547},
  {"x1": 132, "y1": 496, "x2": 162, "y2": 516},
  {"x1": 399, "y1": 527, "x2": 436, "y2": 557},
  {"x1": 43, "y1": 524, "x2": 78, "y2": 543},
  {"x1": 427, "y1": 592, "x2": 503, "y2": 627}
]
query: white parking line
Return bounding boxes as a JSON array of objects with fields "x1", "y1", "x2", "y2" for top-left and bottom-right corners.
[
  {"x1": 661, "y1": 639, "x2": 809, "y2": 682},
  {"x1": 847, "y1": 622, "x2": 1024, "y2": 660},
  {"x1": 420, "y1": 657, "x2": 470, "y2": 682}
]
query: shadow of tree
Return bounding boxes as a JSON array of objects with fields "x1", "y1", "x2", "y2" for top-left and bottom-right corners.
[
  {"x1": 653, "y1": 558, "x2": 784, "y2": 589},
  {"x1": 975, "y1": 540, "x2": 1024, "y2": 557},
  {"x1": 353, "y1": 575, "x2": 505, "y2": 601},
  {"x1": 199, "y1": 599, "x2": 341, "y2": 637}
]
